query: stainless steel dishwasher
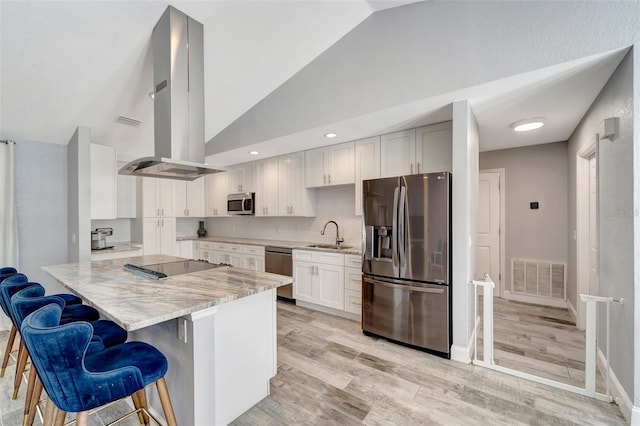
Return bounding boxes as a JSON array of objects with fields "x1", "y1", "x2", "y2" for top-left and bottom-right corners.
[{"x1": 265, "y1": 246, "x2": 294, "y2": 302}]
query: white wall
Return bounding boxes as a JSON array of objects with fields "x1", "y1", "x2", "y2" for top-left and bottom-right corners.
[
  {"x1": 13, "y1": 139, "x2": 68, "y2": 296},
  {"x1": 450, "y1": 100, "x2": 478, "y2": 361},
  {"x1": 567, "y1": 51, "x2": 635, "y2": 409},
  {"x1": 204, "y1": 186, "x2": 361, "y2": 246},
  {"x1": 91, "y1": 218, "x2": 132, "y2": 243},
  {"x1": 479, "y1": 141, "x2": 569, "y2": 292},
  {"x1": 67, "y1": 126, "x2": 91, "y2": 262}
]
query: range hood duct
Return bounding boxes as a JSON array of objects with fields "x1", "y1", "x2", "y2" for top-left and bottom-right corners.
[{"x1": 119, "y1": 6, "x2": 223, "y2": 181}]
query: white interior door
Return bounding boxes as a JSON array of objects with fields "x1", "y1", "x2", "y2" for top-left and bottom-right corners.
[
  {"x1": 477, "y1": 172, "x2": 501, "y2": 295},
  {"x1": 588, "y1": 154, "x2": 598, "y2": 295}
]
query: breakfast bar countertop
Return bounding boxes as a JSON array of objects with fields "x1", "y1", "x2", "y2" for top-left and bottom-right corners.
[{"x1": 43, "y1": 254, "x2": 292, "y2": 331}]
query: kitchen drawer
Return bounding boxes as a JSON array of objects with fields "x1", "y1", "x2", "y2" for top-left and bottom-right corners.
[
  {"x1": 198, "y1": 241, "x2": 216, "y2": 250},
  {"x1": 293, "y1": 249, "x2": 343, "y2": 266},
  {"x1": 344, "y1": 254, "x2": 361, "y2": 268},
  {"x1": 344, "y1": 267, "x2": 362, "y2": 291},
  {"x1": 213, "y1": 242, "x2": 231, "y2": 251},
  {"x1": 344, "y1": 289, "x2": 362, "y2": 315},
  {"x1": 243, "y1": 245, "x2": 265, "y2": 256}
]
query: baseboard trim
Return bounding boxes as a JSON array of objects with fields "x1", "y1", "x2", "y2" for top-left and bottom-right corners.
[
  {"x1": 566, "y1": 298, "x2": 578, "y2": 324},
  {"x1": 597, "y1": 348, "x2": 633, "y2": 422},
  {"x1": 451, "y1": 321, "x2": 476, "y2": 364},
  {"x1": 503, "y1": 290, "x2": 568, "y2": 309}
]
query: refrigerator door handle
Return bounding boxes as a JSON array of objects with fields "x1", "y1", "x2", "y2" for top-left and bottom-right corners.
[
  {"x1": 392, "y1": 186, "x2": 400, "y2": 275},
  {"x1": 398, "y1": 185, "x2": 407, "y2": 274},
  {"x1": 375, "y1": 280, "x2": 445, "y2": 294}
]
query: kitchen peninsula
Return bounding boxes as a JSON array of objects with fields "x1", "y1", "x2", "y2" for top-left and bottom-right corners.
[{"x1": 43, "y1": 254, "x2": 292, "y2": 425}]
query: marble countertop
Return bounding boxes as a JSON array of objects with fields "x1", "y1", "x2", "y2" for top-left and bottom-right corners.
[
  {"x1": 43, "y1": 254, "x2": 292, "y2": 331},
  {"x1": 177, "y1": 235, "x2": 362, "y2": 255},
  {"x1": 91, "y1": 241, "x2": 142, "y2": 254}
]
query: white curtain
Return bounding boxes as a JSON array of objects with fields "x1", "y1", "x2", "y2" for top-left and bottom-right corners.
[{"x1": 0, "y1": 141, "x2": 19, "y2": 269}]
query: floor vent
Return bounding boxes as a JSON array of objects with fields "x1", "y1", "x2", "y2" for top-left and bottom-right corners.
[{"x1": 511, "y1": 258, "x2": 566, "y2": 300}]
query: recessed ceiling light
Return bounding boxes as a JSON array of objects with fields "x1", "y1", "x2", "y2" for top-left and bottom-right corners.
[
  {"x1": 249, "y1": 151, "x2": 259, "y2": 155},
  {"x1": 324, "y1": 133, "x2": 337, "y2": 138},
  {"x1": 511, "y1": 118, "x2": 546, "y2": 132}
]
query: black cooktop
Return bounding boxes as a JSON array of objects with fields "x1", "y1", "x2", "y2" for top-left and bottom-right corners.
[{"x1": 123, "y1": 259, "x2": 224, "y2": 280}]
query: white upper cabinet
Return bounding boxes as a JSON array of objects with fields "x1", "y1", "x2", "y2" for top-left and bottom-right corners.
[
  {"x1": 278, "y1": 152, "x2": 316, "y2": 217},
  {"x1": 255, "y1": 158, "x2": 279, "y2": 217},
  {"x1": 380, "y1": 129, "x2": 416, "y2": 178},
  {"x1": 355, "y1": 136, "x2": 381, "y2": 216},
  {"x1": 305, "y1": 142, "x2": 355, "y2": 188},
  {"x1": 227, "y1": 162, "x2": 255, "y2": 194},
  {"x1": 205, "y1": 172, "x2": 229, "y2": 217},
  {"x1": 415, "y1": 121, "x2": 452, "y2": 173},
  {"x1": 90, "y1": 143, "x2": 117, "y2": 220},
  {"x1": 141, "y1": 177, "x2": 173, "y2": 217},
  {"x1": 116, "y1": 162, "x2": 136, "y2": 218},
  {"x1": 172, "y1": 178, "x2": 205, "y2": 217},
  {"x1": 380, "y1": 122, "x2": 452, "y2": 177}
]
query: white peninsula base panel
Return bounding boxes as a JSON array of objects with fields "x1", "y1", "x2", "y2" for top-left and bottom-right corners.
[{"x1": 129, "y1": 289, "x2": 277, "y2": 425}]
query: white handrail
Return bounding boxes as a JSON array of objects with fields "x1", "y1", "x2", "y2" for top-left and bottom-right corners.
[{"x1": 579, "y1": 293, "x2": 623, "y2": 399}]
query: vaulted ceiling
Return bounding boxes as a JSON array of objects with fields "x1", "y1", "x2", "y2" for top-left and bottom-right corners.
[
  {"x1": 0, "y1": 0, "x2": 418, "y2": 161},
  {"x1": 1, "y1": 1, "x2": 636, "y2": 167}
]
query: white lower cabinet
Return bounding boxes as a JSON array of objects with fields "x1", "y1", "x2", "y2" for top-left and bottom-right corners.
[
  {"x1": 344, "y1": 255, "x2": 362, "y2": 315},
  {"x1": 142, "y1": 217, "x2": 176, "y2": 255},
  {"x1": 293, "y1": 250, "x2": 344, "y2": 310},
  {"x1": 195, "y1": 241, "x2": 265, "y2": 271},
  {"x1": 175, "y1": 240, "x2": 194, "y2": 258}
]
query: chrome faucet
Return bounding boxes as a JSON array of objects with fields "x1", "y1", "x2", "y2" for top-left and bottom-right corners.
[{"x1": 321, "y1": 220, "x2": 344, "y2": 245}]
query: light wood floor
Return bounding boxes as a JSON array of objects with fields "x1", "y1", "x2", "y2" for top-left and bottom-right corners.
[
  {"x1": 0, "y1": 301, "x2": 624, "y2": 425},
  {"x1": 481, "y1": 297, "x2": 605, "y2": 392},
  {"x1": 233, "y1": 301, "x2": 624, "y2": 425}
]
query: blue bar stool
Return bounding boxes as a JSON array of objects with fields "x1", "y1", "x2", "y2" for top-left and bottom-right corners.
[
  {"x1": 0, "y1": 272, "x2": 83, "y2": 378},
  {"x1": 21, "y1": 304, "x2": 177, "y2": 426},
  {"x1": 1, "y1": 278, "x2": 100, "y2": 400},
  {"x1": 12, "y1": 286, "x2": 128, "y2": 426}
]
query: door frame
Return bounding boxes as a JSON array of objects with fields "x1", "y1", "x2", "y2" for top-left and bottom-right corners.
[
  {"x1": 479, "y1": 168, "x2": 505, "y2": 298},
  {"x1": 575, "y1": 135, "x2": 597, "y2": 331}
]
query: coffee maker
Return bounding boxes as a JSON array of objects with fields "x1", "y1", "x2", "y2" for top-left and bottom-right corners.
[{"x1": 91, "y1": 228, "x2": 113, "y2": 250}]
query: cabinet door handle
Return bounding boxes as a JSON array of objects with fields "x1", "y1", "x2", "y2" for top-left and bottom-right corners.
[
  {"x1": 410, "y1": 163, "x2": 414, "y2": 174},
  {"x1": 417, "y1": 163, "x2": 420, "y2": 173},
  {"x1": 162, "y1": 219, "x2": 164, "y2": 226},
  {"x1": 157, "y1": 219, "x2": 160, "y2": 227},
  {"x1": 328, "y1": 174, "x2": 331, "y2": 184},
  {"x1": 323, "y1": 174, "x2": 326, "y2": 184},
  {"x1": 157, "y1": 208, "x2": 160, "y2": 216}
]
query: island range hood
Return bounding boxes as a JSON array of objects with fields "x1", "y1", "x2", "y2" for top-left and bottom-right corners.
[{"x1": 119, "y1": 6, "x2": 223, "y2": 181}]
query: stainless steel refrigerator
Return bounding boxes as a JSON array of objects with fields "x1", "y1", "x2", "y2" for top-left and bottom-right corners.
[{"x1": 362, "y1": 172, "x2": 451, "y2": 357}]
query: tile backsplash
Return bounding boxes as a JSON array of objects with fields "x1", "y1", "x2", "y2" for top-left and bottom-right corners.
[{"x1": 204, "y1": 186, "x2": 362, "y2": 246}]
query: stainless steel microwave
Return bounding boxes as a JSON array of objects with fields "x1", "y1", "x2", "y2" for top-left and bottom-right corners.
[{"x1": 227, "y1": 192, "x2": 255, "y2": 215}]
